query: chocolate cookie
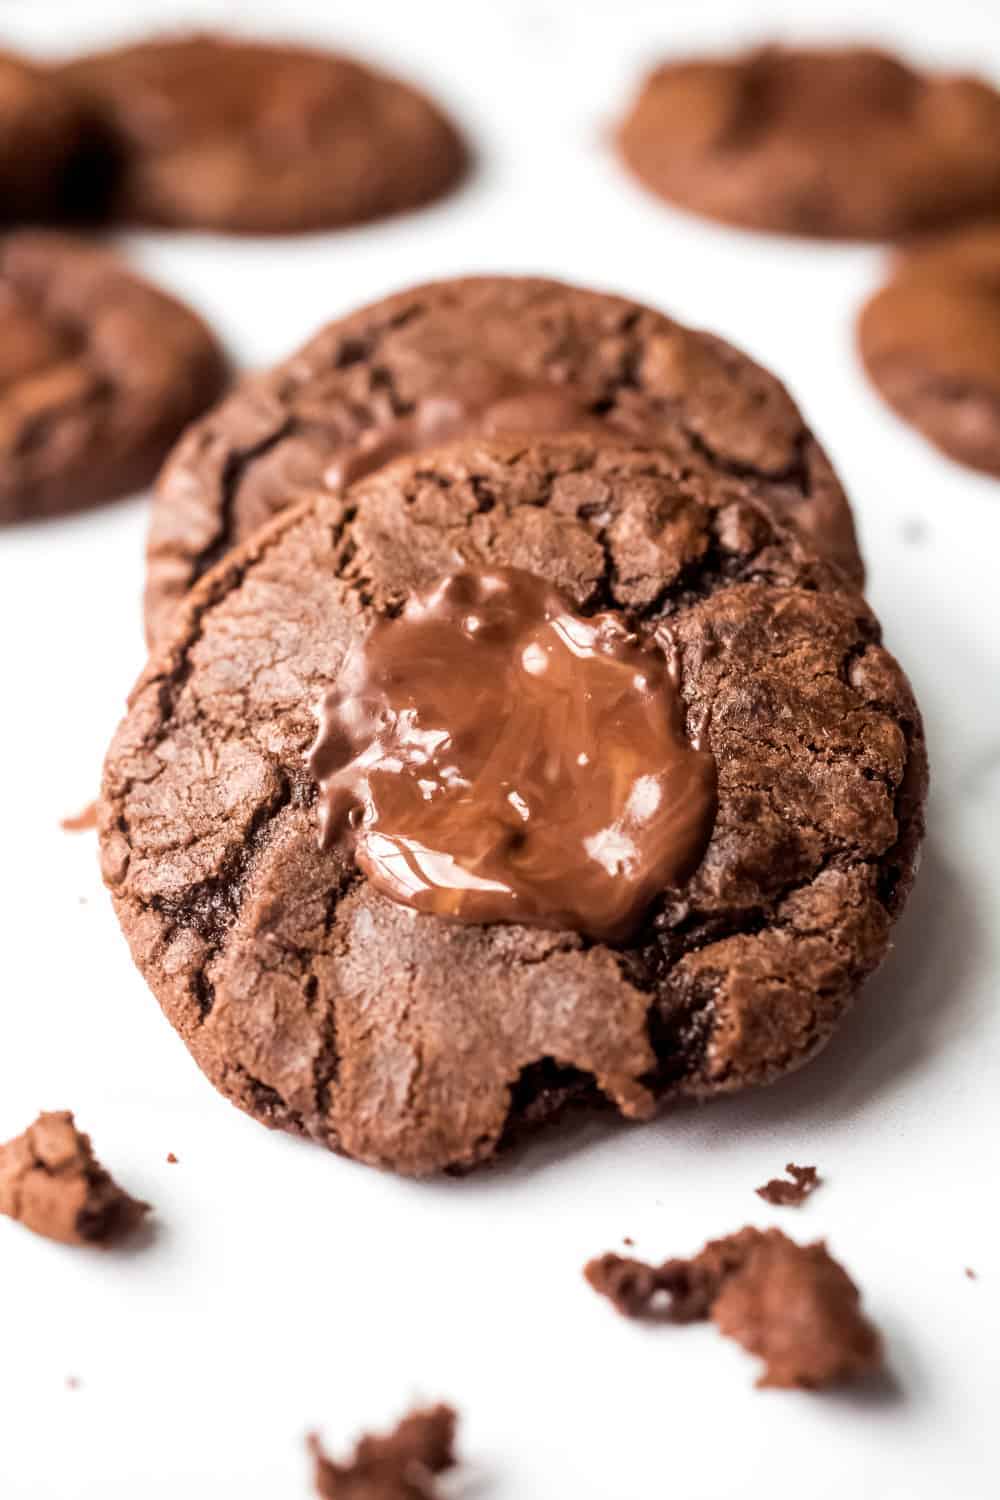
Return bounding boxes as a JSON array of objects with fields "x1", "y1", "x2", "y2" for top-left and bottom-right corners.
[
  {"x1": 0, "y1": 51, "x2": 89, "y2": 224},
  {"x1": 859, "y1": 223, "x2": 1000, "y2": 474},
  {"x1": 59, "y1": 34, "x2": 466, "y2": 235},
  {"x1": 0, "y1": 232, "x2": 226, "y2": 523},
  {"x1": 144, "y1": 275, "x2": 862, "y2": 643},
  {"x1": 101, "y1": 436, "x2": 925, "y2": 1176},
  {"x1": 618, "y1": 45, "x2": 1000, "y2": 240}
]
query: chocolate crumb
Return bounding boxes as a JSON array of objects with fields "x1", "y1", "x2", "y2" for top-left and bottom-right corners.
[
  {"x1": 310, "y1": 1404, "x2": 457, "y2": 1499},
  {"x1": 65, "y1": 1376, "x2": 80, "y2": 1391},
  {"x1": 965, "y1": 1267, "x2": 978, "y2": 1280},
  {"x1": 623, "y1": 1236, "x2": 635, "y2": 1247},
  {"x1": 166, "y1": 1153, "x2": 178, "y2": 1165},
  {"x1": 0, "y1": 1112, "x2": 150, "y2": 1246},
  {"x1": 756, "y1": 1162, "x2": 822, "y2": 1207},
  {"x1": 585, "y1": 1227, "x2": 883, "y2": 1389},
  {"x1": 60, "y1": 802, "x2": 98, "y2": 833}
]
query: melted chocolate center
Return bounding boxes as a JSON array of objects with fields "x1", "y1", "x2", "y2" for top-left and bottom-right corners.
[{"x1": 308, "y1": 568, "x2": 717, "y2": 941}]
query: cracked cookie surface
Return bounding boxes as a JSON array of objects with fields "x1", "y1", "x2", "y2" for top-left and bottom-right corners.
[
  {"x1": 102, "y1": 436, "x2": 926, "y2": 1176},
  {"x1": 144, "y1": 275, "x2": 862, "y2": 643},
  {"x1": 0, "y1": 232, "x2": 226, "y2": 522}
]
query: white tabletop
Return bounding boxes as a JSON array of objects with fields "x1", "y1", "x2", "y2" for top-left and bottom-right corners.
[{"x1": 1, "y1": 2, "x2": 998, "y2": 1496}]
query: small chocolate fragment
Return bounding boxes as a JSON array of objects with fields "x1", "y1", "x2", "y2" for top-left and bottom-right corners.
[
  {"x1": 585, "y1": 1227, "x2": 883, "y2": 1389},
  {"x1": 0, "y1": 1111, "x2": 149, "y2": 1246},
  {"x1": 965, "y1": 1267, "x2": 978, "y2": 1281},
  {"x1": 60, "y1": 801, "x2": 98, "y2": 833},
  {"x1": 756, "y1": 1162, "x2": 821, "y2": 1207},
  {"x1": 309, "y1": 566, "x2": 717, "y2": 941},
  {"x1": 310, "y1": 1404, "x2": 457, "y2": 1500},
  {"x1": 166, "y1": 1152, "x2": 178, "y2": 1165}
]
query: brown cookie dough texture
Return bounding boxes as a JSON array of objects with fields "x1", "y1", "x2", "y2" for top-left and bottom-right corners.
[
  {"x1": 144, "y1": 275, "x2": 862, "y2": 642},
  {"x1": 618, "y1": 45, "x2": 1000, "y2": 240},
  {"x1": 859, "y1": 223, "x2": 1000, "y2": 475},
  {"x1": 0, "y1": 51, "x2": 90, "y2": 225},
  {"x1": 101, "y1": 435, "x2": 926, "y2": 1176},
  {"x1": 59, "y1": 34, "x2": 466, "y2": 235},
  {"x1": 0, "y1": 232, "x2": 227, "y2": 523},
  {"x1": 585, "y1": 1227, "x2": 883, "y2": 1389},
  {"x1": 0, "y1": 1111, "x2": 149, "y2": 1246},
  {"x1": 310, "y1": 1405, "x2": 457, "y2": 1500}
]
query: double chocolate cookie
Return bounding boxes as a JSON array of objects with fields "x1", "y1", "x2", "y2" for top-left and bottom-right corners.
[
  {"x1": 859, "y1": 223, "x2": 1000, "y2": 475},
  {"x1": 0, "y1": 232, "x2": 226, "y2": 523},
  {"x1": 144, "y1": 276, "x2": 862, "y2": 642},
  {"x1": 59, "y1": 34, "x2": 466, "y2": 234},
  {"x1": 618, "y1": 45, "x2": 1000, "y2": 239},
  {"x1": 101, "y1": 436, "x2": 926, "y2": 1176}
]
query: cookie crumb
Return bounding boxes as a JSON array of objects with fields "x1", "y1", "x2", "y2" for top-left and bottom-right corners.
[
  {"x1": 309, "y1": 1404, "x2": 457, "y2": 1498},
  {"x1": 0, "y1": 1112, "x2": 150, "y2": 1246},
  {"x1": 623, "y1": 1235, "x2": 635, "y2": 1247},
  {"x1": 965, "y1": 1267, "x2": 978, "y2": 1280},
  {"x1": 756, "y1": 1162, "x2": 821, "y2": 1207},
  {"x1": 585, "y1": 1227, "x2": 882, "y2": 1389},
  {"x1": 166, "y1": 1153, "x2": 178, "y2": 1165},
  {"x1": 60, "y1": 802, "x2": 98, "y2": 833},
  {"x1": 65, "y1": 1376, "x2": 80, "y2": 1391}
]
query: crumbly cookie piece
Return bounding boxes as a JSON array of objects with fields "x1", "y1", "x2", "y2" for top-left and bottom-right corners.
[
  {"x1": 0, "y1": 1111, "x2": 149, "y2": 1246},
  {"x1": 586, "y1": 1226, "x2": 883, "y2": 1388}
]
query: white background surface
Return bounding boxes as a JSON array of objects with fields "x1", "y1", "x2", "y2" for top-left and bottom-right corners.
[{"x1": 1, "y1": 2, "x2": 998, "y2": 1496}]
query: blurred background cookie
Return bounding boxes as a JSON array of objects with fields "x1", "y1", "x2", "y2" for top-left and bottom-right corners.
[
  {"x1": 0, "y1": 50, "x2": 92, "y2": 225},
  {"x1": 859, "y1": 222, "x2": 1000, "y2": 475},
  {"x1": 59, "y1": 34, "x2": 467, "y2": 234},
  {"x1": 0, "y1": 232, "x2": 227, "y2": 522},
  {"x1": 618, "y1": 45, "x2": 1000, "y2": 240}
]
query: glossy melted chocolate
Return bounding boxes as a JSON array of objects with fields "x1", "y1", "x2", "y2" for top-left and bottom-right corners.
[{"x1": 309, "y1": 568, "x2": 717, "y2": 941}]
